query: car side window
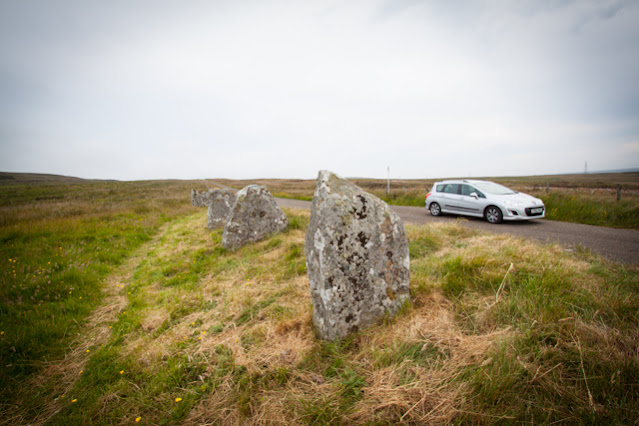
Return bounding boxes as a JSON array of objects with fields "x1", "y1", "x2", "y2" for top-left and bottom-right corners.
[
  {"x1": 461, "y1": 184, "x2": 486, "y2": 198},
  {"x1": 443, "y1": 184, "x2": 458, "y2": 194},
  {"x1": 460, "y1": 184, "x2": 473, "y2": 196}
]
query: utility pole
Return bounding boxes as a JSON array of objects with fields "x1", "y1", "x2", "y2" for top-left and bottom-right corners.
[
  {"x1": 386, "y1": 166, "x2": 390, "y2": 196},
  {"x1": 585, "y1": 161, "x2": 588, "y2": 174}
]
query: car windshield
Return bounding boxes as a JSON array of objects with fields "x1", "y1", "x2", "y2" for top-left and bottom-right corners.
[{"x1": 472, "y1": 181, "x2": 516, "y2": 195}]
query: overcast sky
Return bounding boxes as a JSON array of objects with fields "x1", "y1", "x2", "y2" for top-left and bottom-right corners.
[{"x1": 1, "y1": 0, "x2": 638, "y2": 180}]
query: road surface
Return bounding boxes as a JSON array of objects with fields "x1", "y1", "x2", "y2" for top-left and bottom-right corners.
[{"x1": 275, "y1": 198, "x2": 639, "y2": 265}]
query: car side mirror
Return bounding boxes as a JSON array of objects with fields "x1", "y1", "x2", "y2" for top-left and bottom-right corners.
[{"x1": 470, "y1": 192, "x2": 478, "y2": 199}]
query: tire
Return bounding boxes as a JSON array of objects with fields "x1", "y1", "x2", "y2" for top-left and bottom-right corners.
[
  {"x1": 484, "y1": 206, "x2": 503, "y2": 224},
  {"x1": 430, "y1": 202, "x2": 442, "y2": 217}
]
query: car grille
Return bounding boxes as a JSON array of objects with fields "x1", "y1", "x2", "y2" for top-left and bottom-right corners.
[{"x1": 525, "y1": 207, "x2": 545, "y2": 216}]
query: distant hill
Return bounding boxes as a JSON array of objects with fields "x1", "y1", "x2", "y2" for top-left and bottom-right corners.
[{"x1": 0, "y1": 172, "x2": 91, "y2": 185}]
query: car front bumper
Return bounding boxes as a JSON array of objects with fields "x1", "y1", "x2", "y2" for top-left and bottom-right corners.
[{"x1": 502, "y1": 206, "x2": 545, "y2": 221}]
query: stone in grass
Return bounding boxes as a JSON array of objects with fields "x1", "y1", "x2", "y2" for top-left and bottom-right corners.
[
  {"x1": 206, "y1": 189, "x2": 236, "y2": 230},
  {"x1": 222, "y1": 185, "x2": 288, "y2": 250},
  {"x1": 305, "y1": 170, "x2": 410, "y2": 341},
  {"x1": 191, "y1": 189, "x2": 215, "y2": 207}
]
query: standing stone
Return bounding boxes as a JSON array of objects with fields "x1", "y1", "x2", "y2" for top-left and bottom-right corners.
[
  {"x1": 222, "y1": 185, "x2": 288, "y2": 249},
  {"x1": 305, "y1": 170, "x2": 410, "y2": 341},
  {"x1": 206, "y1": 189, "x2": 236, "y2": 229},
  {"x1": 191, "y1": 189, "x2": 215, "y2": 207}
]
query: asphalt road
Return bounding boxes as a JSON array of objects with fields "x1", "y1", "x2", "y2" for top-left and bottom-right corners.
[{"x1": 276, "y1": 198, "x2": 639, "y2": 265}]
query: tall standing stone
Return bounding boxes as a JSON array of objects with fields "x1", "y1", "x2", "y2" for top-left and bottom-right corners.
[
  {"x1": 222, "y1": 185, "x2": 288, "y2": 250},
  {"x1": 206, "y1": 189, "x2": 236, "y2": 229},
  {"x1": 305, "y1": 170, "x2": 410, "y2": 341}
]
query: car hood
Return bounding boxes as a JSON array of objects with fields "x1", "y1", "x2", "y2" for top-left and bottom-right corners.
[{"x1": 493, "y1": 193, "x2": 544, "y2": 206}]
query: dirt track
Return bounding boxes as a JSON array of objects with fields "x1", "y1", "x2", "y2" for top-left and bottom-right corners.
[{"x1": 276, "y1": 198, "x2": 639, "y2": 265}]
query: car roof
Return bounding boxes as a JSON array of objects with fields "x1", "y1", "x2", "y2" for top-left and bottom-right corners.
[{"x1": 435, "y1": 179, "x2": 489, "y2": 184}]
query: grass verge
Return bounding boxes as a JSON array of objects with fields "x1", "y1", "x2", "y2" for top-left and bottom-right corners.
[{"x1": 541, "y1": 192, "x2": 639, "y2": 229}]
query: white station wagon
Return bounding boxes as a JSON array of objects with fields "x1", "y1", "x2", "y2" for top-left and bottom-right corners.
[{"x1": 425, "y1": 179, "x2": 545, "y2": 224}]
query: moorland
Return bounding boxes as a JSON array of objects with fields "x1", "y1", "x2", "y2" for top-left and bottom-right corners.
[{"x1": 0, "y1": 172, "x2": 637, "y2": 424}]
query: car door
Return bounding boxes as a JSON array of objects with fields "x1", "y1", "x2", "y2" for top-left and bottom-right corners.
[
  {"x1": 458, "y1": 184, "x2": 484, "y2": 216},
  {"x1": 439, "y1": 184, "x2": 462, "y2": 212}
]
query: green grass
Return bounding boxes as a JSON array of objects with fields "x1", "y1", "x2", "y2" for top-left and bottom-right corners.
[
  {"x1": 21, "y1": 206, "x2": 310, "y2": 425},
  {"x1": 1, "y1": 175, "x2": 638, "y2": 424},
  {"x1": 380, "y1": 192, "x2": 424, "y2": 207},
  {"x1": 541, "y1": 192, "x2": 639, "y2": 229},
  {"x1": 0, "y1": 178, "x2": 198, "y2": 422},
  {"x1": 1, "y1": 215, "x2": 152, "y2": 377}
]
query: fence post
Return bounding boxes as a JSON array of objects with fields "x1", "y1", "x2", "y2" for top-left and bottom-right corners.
[{"x1": 546, "y1": 182, "x2": 549, "y2": 195}]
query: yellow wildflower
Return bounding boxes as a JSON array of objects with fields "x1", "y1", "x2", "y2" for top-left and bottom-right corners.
[
  {"x1": 1, "y1": 331, "x2": 4, "y2": 335},
  {"x1": 72, "y1": 399, "x2": 77, "y2": 403},
  {"x1": 120, "y1": 370, "x2": 124, "y2": 374},
  {"x1": 175, "y1": 397, "x2": 182, "y2": 402},
  {"x1": 135, "y1": 417, "x2": 141, "y2": 422},
  {"x1": 80, "y1": 370, "x2": 83, "y2": 374},
  {"x1": 86, "y1": 349, "x2": 90, "y2": 353}
]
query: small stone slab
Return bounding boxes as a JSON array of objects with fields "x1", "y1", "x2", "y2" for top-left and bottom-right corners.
[
  {"x1": 191, "y1": 189, "x2": 215, "y2": 207},
  {"x1": 206, "y1": 189, "x2": 236, "y2": 229},
  {"x1": 305, "y1": 170, "x2": 410, "y2": 341},
  {"x1": 222, "y1": 185, "x2": 288, "y2": 249}
]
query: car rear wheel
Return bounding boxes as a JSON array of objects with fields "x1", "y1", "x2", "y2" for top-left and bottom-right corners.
[
  {"x1": 430, "y1": 202, "x2": 442, "y2": 217},
  {"x1": 485, "y1": 206, "x2": 503, "y2": 224}
]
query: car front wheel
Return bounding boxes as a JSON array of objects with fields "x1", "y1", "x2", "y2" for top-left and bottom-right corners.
[
  {"x1": 430, "y1": 202, "x2": 442, "y2": 217},
  {"x1": 485, "y1": 206, "x2": 503, "y2": 224}
]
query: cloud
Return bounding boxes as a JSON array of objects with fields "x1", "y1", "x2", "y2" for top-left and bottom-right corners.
[{"x1": 0, "y1": 0, "x2": 637, "y2": 179}]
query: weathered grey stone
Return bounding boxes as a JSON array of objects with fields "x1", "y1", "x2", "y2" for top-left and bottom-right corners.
[
  {"x1": 191, "y1": 189, "x2": 215, "y2": 207},
  {"x1": 206, "y1": 189, "x2": 236, "y2": 229},
  {"x1": 222, "y1": 185, "x2": 288, "y2": 249},
  {"x1": 305, "y1": 170, "x2": 410, "y2": 341}
]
